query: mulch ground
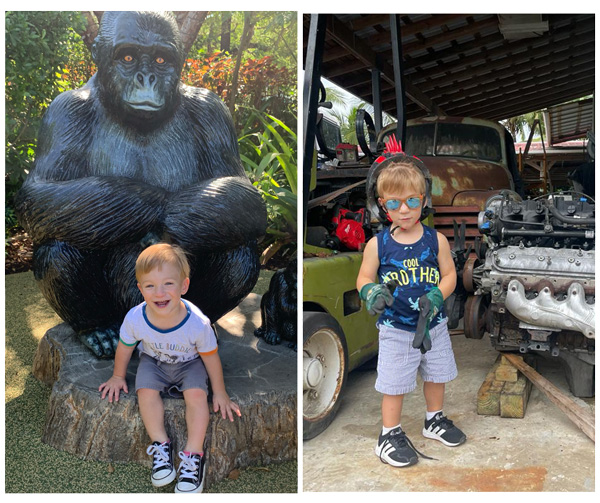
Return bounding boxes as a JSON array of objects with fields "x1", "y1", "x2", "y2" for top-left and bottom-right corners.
[{"x1": 5, "y1": 228, "x2": 33, "y2": 274}]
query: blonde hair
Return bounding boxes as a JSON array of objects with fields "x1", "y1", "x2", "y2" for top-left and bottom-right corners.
[
  {"x1": 135, "y1": 243, "x2": 190, "y2": 282},
  {"x1": 376, "y1": 161, "x2": 426, "y2": 197}
]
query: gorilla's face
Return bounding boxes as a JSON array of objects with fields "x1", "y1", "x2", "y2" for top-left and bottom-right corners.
[{"x1": 97, "y1": 12, "x2": 182, "y2": 129}]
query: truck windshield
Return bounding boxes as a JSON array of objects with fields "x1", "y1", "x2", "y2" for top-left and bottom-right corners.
[{"x1": 404, "y1": 123, "x2": 503, "y2": 162}]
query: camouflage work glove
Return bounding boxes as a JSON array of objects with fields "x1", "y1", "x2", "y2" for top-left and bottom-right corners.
[
  {"x1": 359, "y1": 283, "x2": 395, "y2": 316},
  {"x1": 413, "y1": 287, "x2": 444, "y2": 354}
]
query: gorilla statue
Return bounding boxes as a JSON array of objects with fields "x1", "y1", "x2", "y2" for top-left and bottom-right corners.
[
  {"x1": 15, "y1": 11, "x2": 267, "y2": 358},
  {"x1": 254, "y1": 259, "x2": 297, "y2": 349}
]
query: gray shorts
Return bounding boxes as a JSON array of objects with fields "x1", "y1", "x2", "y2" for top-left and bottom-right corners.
[
  {"x1": 375, "y1": 319, "x2": 458, "y2": 395},
  {"x1": 135, "y1": 352, "x2": 209, "y2": 397}
]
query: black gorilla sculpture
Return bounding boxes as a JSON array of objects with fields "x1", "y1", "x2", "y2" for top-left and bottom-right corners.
[
  {"x1": 254, "y1": 259, "x2": 297, "y2": 349},
  {"x1": 15, "y1": 11, "x2": 267, "y2": 358}
]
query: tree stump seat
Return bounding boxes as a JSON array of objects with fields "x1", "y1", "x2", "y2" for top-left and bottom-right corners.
[{"x1": 32, "y1": 294, "x2": 297, "y2": 488}]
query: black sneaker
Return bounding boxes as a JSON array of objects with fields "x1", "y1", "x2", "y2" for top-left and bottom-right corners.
[
  {"x1": 375, "y1": 427, "x2": 421, "y2": 467},
  {"x1": 423, "y1": 412, "x2": 466, "y2": 446},
  {"x1": 146, "y1": 440, "x2": 176, "y2": 487},
  {"x1": 175, "y1": 452, "x2": 205, "y2": 493}
]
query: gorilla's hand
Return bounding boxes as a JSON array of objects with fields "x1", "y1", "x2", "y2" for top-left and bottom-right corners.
[
  {"x1": 164, "y1": 176, "x2": 267, "y2": 251},
  {"x1": 16, "y1": 176, "x2": 168, "y2": 249},
  {"x1": 79, "y1": 325, "x2": 120, "y2": 358}
]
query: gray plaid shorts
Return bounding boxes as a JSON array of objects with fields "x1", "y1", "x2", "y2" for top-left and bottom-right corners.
[
  {"x1": 375, "y1": 319, "x2": 458, "y2": 395},
  {"x1": 135, "y1": 352, "x2": 209, "y2": 397}
]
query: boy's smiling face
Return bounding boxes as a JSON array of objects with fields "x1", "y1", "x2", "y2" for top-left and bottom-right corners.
[{"x1": 137, "y1": 262, "x2": 190, "y2": 321}]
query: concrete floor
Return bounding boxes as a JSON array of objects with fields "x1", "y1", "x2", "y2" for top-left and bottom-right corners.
[{"x1": 303, "y1": 334, "x2": 595, "y2": 492}]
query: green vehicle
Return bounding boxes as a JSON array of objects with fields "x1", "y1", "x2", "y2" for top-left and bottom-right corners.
[
  {"x1": 302, "y1": 78, "x2": 381, "y2": 439},
  {"x1": 303, "y1": 249, "x2": 378, "y2": 439},
  {"x1": 301, "y1": 14, "x2": 426, "y2": 439}
]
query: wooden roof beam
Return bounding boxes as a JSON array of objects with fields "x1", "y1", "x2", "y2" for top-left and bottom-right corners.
[
  {"x1": 437, "y1": 66, "x2": 593, "y2": 114},
  {"x1": 325, "y1": 15, "x2": 443, "y2": 115},
  {"x1": 428, "y1": 50, "x2": 595, "y2": 103},
  {"x1": 411, "y1": 16, "x2": 594, "y2": 85},
  {"x1": 366, "y1": 13, "x2": 466, "y2": 46},
  {"x1": 415, "y1": 29, "x2": 595, "y2": 92},
  {"x1": 450, "y1": 77, "x2": 594, "y2": 118},
  {"x1": 376, "y1": 16, "x2": 499, "y2": 56}
]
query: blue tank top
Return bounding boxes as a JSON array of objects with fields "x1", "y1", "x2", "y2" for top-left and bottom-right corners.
[{"x1": 376, "y1": 224, "x2": 446, "y2": 331}]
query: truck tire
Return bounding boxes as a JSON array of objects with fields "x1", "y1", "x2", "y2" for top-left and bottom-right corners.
[{"x1": 303, "y1": 311, "x2": 349, "y2": 440}]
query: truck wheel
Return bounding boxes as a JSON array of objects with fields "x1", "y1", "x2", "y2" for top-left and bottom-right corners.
[{"x1": 303, "y1": 311, "x2": 349, "y2": 440}]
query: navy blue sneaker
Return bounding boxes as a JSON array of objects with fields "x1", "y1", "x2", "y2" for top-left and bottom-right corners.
[
  {"x1": 375, "y1": 427, "x2": 419, "y2": 467},
  {"x1": 423, "y1": 412, "x2": 466, "y2": 446}
]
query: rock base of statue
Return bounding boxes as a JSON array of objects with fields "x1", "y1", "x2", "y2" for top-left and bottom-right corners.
[{"x1": 32, "y1": 294, "x2": 297, "y2": 489}]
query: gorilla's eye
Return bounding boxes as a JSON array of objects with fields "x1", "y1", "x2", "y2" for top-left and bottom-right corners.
[
  {"x1": 123, "y1": 55, "x2": 134, "y2": 63},
  {"x1": 156, "y1": 57, "x2": 165, "y2": 64}
]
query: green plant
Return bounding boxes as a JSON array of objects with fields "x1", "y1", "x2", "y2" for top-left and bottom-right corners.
[
  {"x1": 238, "y1": 109, "x2": 297, "y2": 264},
  {"x1": 5, "y1": 11, "x2": 88, "y2": 182},
  {"x1": 182, "y1": 51, "x2": 296, "y2": 135}
]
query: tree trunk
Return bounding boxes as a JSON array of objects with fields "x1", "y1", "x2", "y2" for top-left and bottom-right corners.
[
  {"x1": 220, "y1": 12, "x2": 232, "y2": 52},
  {"x1": 228, "y1": 12, "x2": 257, "y2": 119},
  {"x1": 174, "y1": 11, "x2": 209, "y2": 57},
  {"x1": 79, "y1": 11, "x2": 100, "y2": 51}
]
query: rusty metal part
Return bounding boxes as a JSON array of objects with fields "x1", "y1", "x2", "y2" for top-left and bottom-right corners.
[
  {"x1": 462, "y1": 256, "x2": 478, "y2": 292},
  {"x1": 464, "y1": 294, "x2": 489, "y2": 339},
  {"x1": 423, "y1": 157, "x2": 513, "y2": 206},
  {"x1": 307, "y1": 180, "x2": 366, "y2": 209},
  {"x1": 303, "y1": 327, "x2": 346, "y2": 421},
  {"x1": 434, "y1": 205, "x2": 481, "y2": 248}
]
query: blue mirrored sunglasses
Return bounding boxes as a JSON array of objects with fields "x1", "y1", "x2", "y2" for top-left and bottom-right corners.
[{"x1": 382, "y1": 195, "x2": 423, "y2": 210}]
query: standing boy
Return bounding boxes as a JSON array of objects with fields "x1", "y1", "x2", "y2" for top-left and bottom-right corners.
[
  {"x1": 357, "y1": 155, "x2": 466, "y2": 468},
  {"x1": 100, "y1": 243, "x2": 240, "y2": 492}
]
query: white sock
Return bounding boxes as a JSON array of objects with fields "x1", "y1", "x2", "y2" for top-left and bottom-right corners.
[
  {"x1": 382, "y1": 423, "x2": 401, "y2": 435},
  {"x1": 426, "y1": 410, "x2": 442, "y2": 421}
]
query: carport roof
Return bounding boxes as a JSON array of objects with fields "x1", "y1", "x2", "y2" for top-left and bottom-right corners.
[{"x1": 302, "y1": 14, "x2": 595, "y2": 122}]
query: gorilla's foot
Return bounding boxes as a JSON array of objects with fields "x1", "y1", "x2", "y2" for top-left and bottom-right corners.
[
  {"x1": 260, "y1": 329, "x2": 282, "y2": 345},
  {"x1": 78, "y1": 325, "x2": 120, "y2": 358}
]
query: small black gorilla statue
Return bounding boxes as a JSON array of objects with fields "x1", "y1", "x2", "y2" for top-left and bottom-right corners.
[
  {"x1": 15, "y1": 11, "x2": 267, "y2": 358},
  {"x1": 254, "y1": 259, "x2": 297, "y2": 349}
]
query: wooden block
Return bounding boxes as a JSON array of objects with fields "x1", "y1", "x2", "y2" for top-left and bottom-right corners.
[
  {"x1": 477, "y1": 356, "x2": 505, "y2": 416},
  {"x1": 503, "y1": 353, "x2": 595, "y2": 442},
  {"x1": 500, "y1": 372, "x2": 532, "y2": 418},
  {"x1": 495, "y1": 363, "x2": 518, "y2": 382}
]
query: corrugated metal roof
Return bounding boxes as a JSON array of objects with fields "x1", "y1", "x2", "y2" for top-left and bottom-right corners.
[{"x1": 545, "y1": 98, "x2": 594, "y2": 144}]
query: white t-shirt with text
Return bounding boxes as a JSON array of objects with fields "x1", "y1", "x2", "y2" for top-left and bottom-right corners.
[{"x1": 120, "y1": 299, "x2": 217, "y2": 364}]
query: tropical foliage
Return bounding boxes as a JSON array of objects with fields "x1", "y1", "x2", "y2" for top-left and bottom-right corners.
[
  {"x1": 5, "y1": 11, "x2": 87, "y2": 181},
  {"x1": 501, "y1": 111, "x2": 546, "y2": 143},
  {"x1": 238, "y1": 109, "x2": 297, "y2": 263},
  {"x1": 182, "y1": 52, "x2": 296, "y2": 135},
  {"x1": 323, "y1": 84, "x2": 395, "y2": 144}
]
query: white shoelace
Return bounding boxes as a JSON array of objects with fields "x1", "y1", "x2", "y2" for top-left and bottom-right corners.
[
  {"x1": 146, "y1": 442, "x2": 171, "y2": 470},
  {"x1": 178, "y1": 452, "x2": 200, "y2": 481}
]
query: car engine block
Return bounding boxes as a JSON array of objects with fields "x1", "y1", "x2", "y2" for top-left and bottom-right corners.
[{"x1": 467, "y1": 191, "x2": 595, "y2": 396}]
